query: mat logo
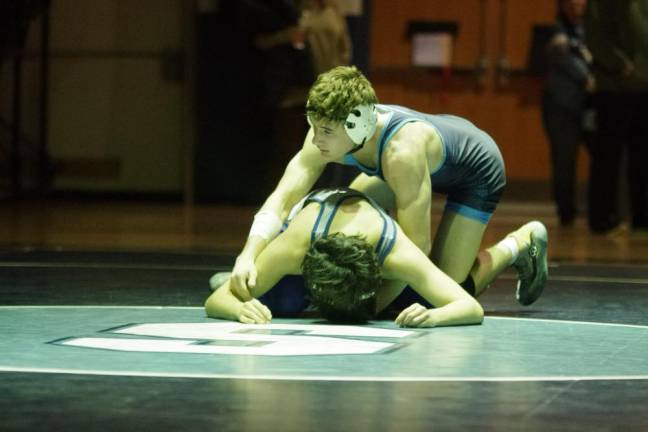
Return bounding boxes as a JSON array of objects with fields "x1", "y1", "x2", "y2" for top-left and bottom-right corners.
[{"x1": 58, "y1": 322, "x2": 414, "y2": 356}]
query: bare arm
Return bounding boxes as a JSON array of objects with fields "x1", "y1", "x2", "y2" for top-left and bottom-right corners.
[
  {"x1": 382, "y1": 229, "x2": 484, "y2": 328},
  {"x1": 240, "y1": 129, "x2": 325, "y2": 255},
  {"x1": 382, "y1": 127, "x2": 434, "y2": 255},
  {"x1": 230, "y1": 129, "x2": 327, "y2": 296},
  {"x1": 206, "y1": 225, "x2": 306, "y2": 322},
  {"x1": 375, "y1": 279, "x2": 408, "y2": 313},
  {"x1": 204, "y1": 279, "x2": 267, "y2": 323}
]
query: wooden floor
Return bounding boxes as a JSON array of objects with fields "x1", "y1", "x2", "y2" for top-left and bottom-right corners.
[{"x1": 2, "y1": 198, "x2": 648, "y2": 263}]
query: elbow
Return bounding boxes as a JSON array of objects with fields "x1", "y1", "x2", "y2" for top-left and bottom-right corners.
[
  {"x1": 457, "y1": 298, "x2": 483, "y2": 326},
  {"x1": 204, "y1": 298, "x2": 215, "y2": 319},
  {"x1": 205, "y1": 293, "x2": 240, "y2": 322},
  {"x1": 204, "y1": 295, "x2": 224, "y2": 320},
  {"x1": 471, "y1": 301, "x2": 484, "y2": 325}
]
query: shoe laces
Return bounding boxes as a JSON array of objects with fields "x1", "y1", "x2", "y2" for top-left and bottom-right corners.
[
  {"x1": 514, "y1": 239, "x2": 537, "y2": 280},
  {"x1": 528, "y1": 243, "x2": 538, "y2": 258}
]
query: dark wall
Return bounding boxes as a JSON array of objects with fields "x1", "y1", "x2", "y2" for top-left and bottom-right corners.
[
  {"x1": 194, "y1": 1, "x2": 373, "y2": 203},
  {"x1": 194, "y1": 3, "x2": 266, "y2": 204}
]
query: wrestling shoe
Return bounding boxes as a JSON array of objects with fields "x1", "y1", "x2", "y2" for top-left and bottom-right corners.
[
  {"x1": 513, "y1": 221, "x2": 548, "y2": 306},
  {"x1": 209, "y1": 272, "x2": 232, "y2": 291}
]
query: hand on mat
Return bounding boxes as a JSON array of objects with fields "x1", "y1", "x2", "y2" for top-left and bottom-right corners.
[
  {"x1": 238, "y1": 299, "x2": 272, "y2": 324},
  {"x1": 231, "y1": 257, "x2": 257, "y2": 301},
  {"x1": 395, "y1": 303, "x2": 435, "y2": 328}
]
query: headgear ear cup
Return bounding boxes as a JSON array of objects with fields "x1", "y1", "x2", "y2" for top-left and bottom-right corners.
[{"x1": 344, "y1": 104, "x2": 377, "y2": 145}]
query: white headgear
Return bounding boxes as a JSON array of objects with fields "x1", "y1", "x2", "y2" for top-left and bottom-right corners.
[{"x1": 344, "y1": 104, "x2": 377, "y2": 145}]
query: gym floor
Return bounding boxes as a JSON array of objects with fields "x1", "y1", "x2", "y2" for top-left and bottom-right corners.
[{"x1": 1, "y1": 199, "x2": 647, "y2": 431}]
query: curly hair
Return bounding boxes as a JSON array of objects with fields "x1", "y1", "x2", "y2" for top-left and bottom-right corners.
[
  {"x1": 301, "y1": 232, "x2": 380, "y2": 323},
  {"x1": 306, "y1": 66, "x2": 378, "y2": 123}
]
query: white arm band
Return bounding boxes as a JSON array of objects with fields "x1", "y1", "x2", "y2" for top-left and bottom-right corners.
[{"x1": 249, "y1": 210, "x2": 283, "y2": 240}]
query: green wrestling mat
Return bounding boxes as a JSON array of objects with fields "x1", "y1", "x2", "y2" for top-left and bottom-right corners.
[{"x1": 2, "y1": 306, "x2": 648, "y2": 381}]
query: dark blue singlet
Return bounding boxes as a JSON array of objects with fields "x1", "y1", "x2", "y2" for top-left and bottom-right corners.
[{"x1": 343, "y1": 104, "x2": 507, "y2": 223}]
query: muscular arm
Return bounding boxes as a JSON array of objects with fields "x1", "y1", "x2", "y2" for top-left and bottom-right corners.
[
  {"x1": 382, "y1": 126, "x2": 434, "y2": 255},
  {"x1": 263, "y1": 130, "x2": 327, "y2": 220},
  {"x1": 231, "y1": 129, "x2": 327, "y2": 295},
  {"x1": 382, "y1": 228, "x2": 484, "y2": 328}
]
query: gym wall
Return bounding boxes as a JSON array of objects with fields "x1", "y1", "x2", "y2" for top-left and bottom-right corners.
[
  {"x1": 368, "y1": 0, "x2": 589, "y2": 185},
  {"x1": 1, "y1": 0, "x2": 587, "y2": 201},
  {"x1": 0, "y1": 0, "x2": 186, "y2": 196}
]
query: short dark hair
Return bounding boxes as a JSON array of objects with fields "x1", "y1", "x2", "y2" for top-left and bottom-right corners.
[{"x1": 301, "y1": 233, "x2": 380, "y2": 323}]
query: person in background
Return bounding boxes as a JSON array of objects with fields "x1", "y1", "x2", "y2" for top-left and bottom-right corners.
[
  {"x1": 247, "y1": 0, "x2": 313, "y2": 105},
  {"x1": 299, "y1": 0, "x2": 352, "y2": 76},
  {"x1": 585, "y1": 0, "x2": 648, "y2": 233},
  {"x1": 542, "y1": 0, "x2": 594, "y2": 227}
]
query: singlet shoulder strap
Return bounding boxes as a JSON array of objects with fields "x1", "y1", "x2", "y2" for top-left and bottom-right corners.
[
  {"x1": 362, "y1": 195, "x2": 398, "y2": 265},
  {"x1": 307, "y1": 188, "x2": 365, "y2": 242},
  {"x1": 306, "y1": 188, "x2": 397, "y2": 264}
]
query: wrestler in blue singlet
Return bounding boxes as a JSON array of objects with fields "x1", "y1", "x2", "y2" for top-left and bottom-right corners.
[
  {"x1": 260, "y1": 187, "x2": 399, "y2": 316},
  {"x1": 344, "y1": 104, "x2": 507, "y2": 224}
]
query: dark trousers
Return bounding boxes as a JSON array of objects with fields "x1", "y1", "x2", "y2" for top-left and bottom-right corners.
[
  {"x1": 542, "y1": 94, "x2": 591, "y2": 224},
  {"x1": 588, "y1": 92, "x2": 648, "y2": 232}
]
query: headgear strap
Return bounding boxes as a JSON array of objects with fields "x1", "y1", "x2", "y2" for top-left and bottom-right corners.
[{"x1": 344, "y1": 104, "x2": 378, "y2": 146}]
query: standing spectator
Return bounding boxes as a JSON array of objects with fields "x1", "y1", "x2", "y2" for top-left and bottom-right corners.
[
  {"x1": 299, "y1": 0, "x2": 352, "y2": 75},
  {"x1": 542, "y1": 0, "x2": 595, "y2": 227},
  {"x1": 585, "y1": 0, "x2": 648, "y2": 233},
  {"x1": 244, "y1": 0, "x2": 314, "y2": 110}
]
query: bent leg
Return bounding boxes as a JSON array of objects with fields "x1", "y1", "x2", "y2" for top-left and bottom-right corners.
[
  {"x1": 431, "y1": 209, "x2": 487, "y2": 285},
  {"x1": 470, "y1": 222, "x2": 548, "y2": 300},
  {"x1": 431, "y1": 207, "x2": 532, "y2": 298},
  {"x1": 469, "y1": 247, "x2": 512, "y2": 297},
  {"x1": 431, "y1": 204, "x2": 547, "y2": 302}
]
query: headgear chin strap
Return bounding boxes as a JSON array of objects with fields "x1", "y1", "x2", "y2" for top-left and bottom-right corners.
[{"x1": 345, "y1": 104, "x2": 377, "y2": 146}]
